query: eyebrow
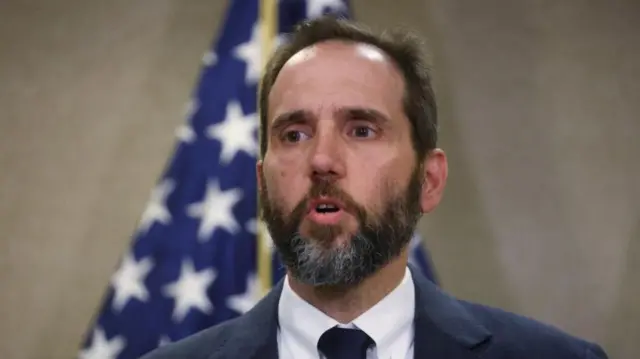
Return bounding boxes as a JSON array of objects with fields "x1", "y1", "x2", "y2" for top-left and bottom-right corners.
[
  {"x1": 337, "y1": 107, "x2": 390, "y2": 125},
  {"x1": 270, "y1": 110, "x2": 309, "y2": 134},
  {"x1": 270, "y1": 107, "x2": 390, "y2": 133}
]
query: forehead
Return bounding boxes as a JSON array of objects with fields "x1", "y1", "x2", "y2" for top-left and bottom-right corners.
[{"x1": 267, "y1": 40, "x2": 406, "y2": 121}]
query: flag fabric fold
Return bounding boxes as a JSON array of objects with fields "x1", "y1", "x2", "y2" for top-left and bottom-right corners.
[{"x1": 78, "y1": 1, "x2": 438, "y2": 358}]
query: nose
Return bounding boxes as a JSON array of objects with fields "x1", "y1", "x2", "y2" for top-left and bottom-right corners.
[{"x1": 309, "y1": 130, "x2": 345, "y2": 182}]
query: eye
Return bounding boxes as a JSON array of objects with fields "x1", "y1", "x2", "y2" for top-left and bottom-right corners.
[
  {"x1": 281, "y1": 130, "x2": 310, "y2": 143},
  {"x1": 349, "y1": 126, "x2": 376, "y2": 138}
]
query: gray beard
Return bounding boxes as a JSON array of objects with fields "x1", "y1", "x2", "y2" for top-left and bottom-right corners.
[{"x1": 284, "y1": 232, "x2": 378, "y2": 287}]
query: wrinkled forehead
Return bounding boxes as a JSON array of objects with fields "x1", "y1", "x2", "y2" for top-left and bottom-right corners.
[{"x1": 267, "y1": 40, "x2": 405, "y2": 118}]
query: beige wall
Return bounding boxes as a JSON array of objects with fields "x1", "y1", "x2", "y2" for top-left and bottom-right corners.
[{"x1": 1, "y1": 1, "x2": 638, "y2": 358}]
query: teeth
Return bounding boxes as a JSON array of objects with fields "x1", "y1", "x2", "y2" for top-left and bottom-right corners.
[
  {"x1": 317, "y1": 204, "x2": 336, "y2": 209},
  {"x1": 315, "y1": 203, "x2": 339, "y2": 213}
]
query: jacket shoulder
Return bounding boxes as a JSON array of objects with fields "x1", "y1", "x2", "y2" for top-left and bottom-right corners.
[
  {"x1": 459, "y1": 300, "x2": 608, "y2": 358},
  {"x1": 138, "y1": 318, "x2": 240, "y2": 359}
]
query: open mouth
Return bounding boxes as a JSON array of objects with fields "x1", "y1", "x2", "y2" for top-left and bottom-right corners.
[
  {"x1": 314, "y1": 203, "x2": 340, "y2": 213},
  {"x1": 307, "y1": 198, "x2": 345, "y2": 224}
]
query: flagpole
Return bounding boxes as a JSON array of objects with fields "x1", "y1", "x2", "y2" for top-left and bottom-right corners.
[{"x1": 257, "y1": 0, "x2": 277, "y2": 296}]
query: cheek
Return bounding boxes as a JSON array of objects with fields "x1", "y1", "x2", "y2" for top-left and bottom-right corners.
[
  {"x1": 347, "y1": 156, "x2": 392, "y2": 201},
  {"x1": 264, "y1": 157, "x2": 307, "y2": 209},
  {"x1": 345, "y1": 149, "x2": 410, "y2": 207}
]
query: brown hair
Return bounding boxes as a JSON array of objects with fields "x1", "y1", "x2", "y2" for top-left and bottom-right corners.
[{"x1": 259, "y1": 15, "x2": 438, "y2": 161}]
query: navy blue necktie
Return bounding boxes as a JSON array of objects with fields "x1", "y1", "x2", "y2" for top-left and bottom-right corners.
[{"x1": 317, "y1": 327, "x2": 373, "y2": 359}]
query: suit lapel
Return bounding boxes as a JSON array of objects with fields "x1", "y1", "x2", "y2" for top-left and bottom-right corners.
[
  {"x1": 409, "y1": 264, "x2": 493, "y2": 358},
  {"x1": 209, "y1": 279, "x2": 284, "y2": 359}
]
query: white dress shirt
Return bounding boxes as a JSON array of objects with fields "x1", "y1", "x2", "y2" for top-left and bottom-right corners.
[{"x1": 277, "y1": 267, "x2": 415, "y2": 359}]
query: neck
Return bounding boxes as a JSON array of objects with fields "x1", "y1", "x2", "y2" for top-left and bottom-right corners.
[{"x1": 287, "y1": 249, "x2": 409, "y2": 324}]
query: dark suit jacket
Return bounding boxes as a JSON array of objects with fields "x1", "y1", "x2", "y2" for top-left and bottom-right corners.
[{"x1": 140, "y1": 264, "x2": 608, "y2": 359}]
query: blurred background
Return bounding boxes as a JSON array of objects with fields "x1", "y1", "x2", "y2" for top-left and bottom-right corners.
[{"x1": 1, "y1": 0, "x2": 639, "y2": 358}]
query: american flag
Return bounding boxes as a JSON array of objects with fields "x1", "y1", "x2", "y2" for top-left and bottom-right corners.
[{"x1": 78, "y1": 1, "x2": 439, "y2": 358}]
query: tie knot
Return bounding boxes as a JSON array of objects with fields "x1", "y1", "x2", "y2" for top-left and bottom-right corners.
[{"x1": 317, "y1": 327, "x2": 373, "y2": 359}]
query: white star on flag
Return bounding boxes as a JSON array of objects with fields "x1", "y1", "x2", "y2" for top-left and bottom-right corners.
[
  {"x1": 79, "y1": 327, "x2": 125, "y2": 359},
  {"x1": 227, "y1": 273, "x2": 262, "y2": 315},
  {"x1": 202, "y1": 50, "x2": 218, "y2": 66},
  {"x1": 233, "y1": 23, "x2": 287, "y2": 85},
  {"x1": 138, "y1": 179, "x2": 174, "y2": 234},
  {"x1": 233, "y1": 23, "x2": 263, "y2": 84},
  {"x1": 163, "y1": 259, "x2": 217, "y2": 322},
  {"x1": 176, "y1": 124, "x2": 196, "y2": 143},
  {"x1": 206, "y1": 100, "x2": 258, "y2": 165},
  {"x1": 306, "y1": 0, "x2": 347, "y2": 18},
  {"x1": 187, "y1": 180, "x2": 243, "y2": 241},
  {"x1": 110, "y1": 253, "x2": 153, "y2": 312}
]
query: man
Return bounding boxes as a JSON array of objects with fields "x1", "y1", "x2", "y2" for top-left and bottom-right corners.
[{"x1": 142, "y1": 16, "x2": 608, "y2": 359}]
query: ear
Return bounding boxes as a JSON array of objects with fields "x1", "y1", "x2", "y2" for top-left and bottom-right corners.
[{"x1": 420, "y1": 149, "x2": 448, "y2": 214}]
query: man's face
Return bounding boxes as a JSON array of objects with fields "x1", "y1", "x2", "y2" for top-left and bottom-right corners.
[{"x1": 259, "y1": 41, "x2": 423, "y2": 287}]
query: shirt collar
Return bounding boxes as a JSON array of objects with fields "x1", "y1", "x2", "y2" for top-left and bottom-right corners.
[{"x1": 278, "y1": 267, "x2": 415, "y2": 359}]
